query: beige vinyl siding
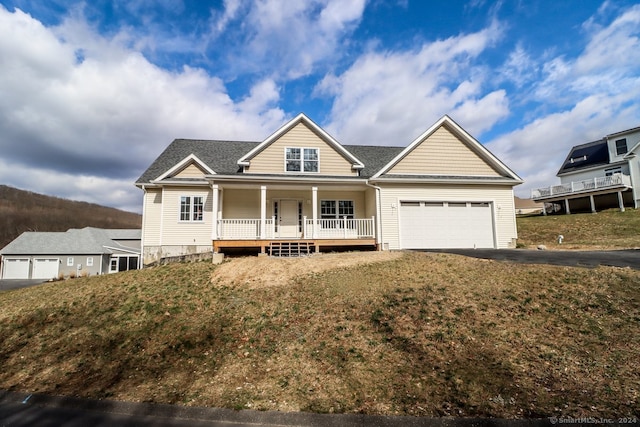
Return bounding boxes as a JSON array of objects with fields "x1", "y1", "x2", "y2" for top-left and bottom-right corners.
[
  {"x1": 174, "y1": 163, "x2": 207, "y2": 179},
  {"x1": 245, "y1": 122, "x2": 357, "y2": 176},
  {"x1": 142, "y1": 188, "x2": 162, "y2": 245},
  {"x1": 161, "y1": 187, "x2": 213, "y2": 246},
  {"x1": 378, "y1": 184, "x2": 517, "y2": 249},
  {"x1": 222, "y1": 189, "x2": 261, "y2": 219},
  {"x1": 388, "y1": 126, "x2": 502, "y2": 177}
]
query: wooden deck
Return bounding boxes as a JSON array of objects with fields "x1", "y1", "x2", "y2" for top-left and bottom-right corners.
[{"x1": 213, "y1": 238, "x2": 377, "y2": 254}]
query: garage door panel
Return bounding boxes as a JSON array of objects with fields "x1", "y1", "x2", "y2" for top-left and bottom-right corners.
[
  {"x1": 399, "y1": 201, "x2": 495, "y2": 249},
  {"x1": 32, "y1": 259, "x2": 59, "y2": 280},
  {"x1": 3, "y1": 258, "x2": 30, "y2": 279}
]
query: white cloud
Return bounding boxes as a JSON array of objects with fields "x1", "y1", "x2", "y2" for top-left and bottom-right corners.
[
  {"x1": 487, "y1": 4, "x2": 640, "y2": 198},
  {"x1": 0, "y1": 5, "x2": 286, "y2": 211},
  {"x1": 222, "y1": 0, "x2": 367, "y2": 79},
  {"x1": 316, "y1": 22, "x2": 507, "y2": 145}
]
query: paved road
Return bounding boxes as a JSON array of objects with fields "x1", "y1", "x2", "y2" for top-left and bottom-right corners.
[
  {"x1": 420, "y1": 249, "x2": 640, "y2": 270},
  {"x1": 0, "y1": 391, "x2": 551, "y2": 427}
]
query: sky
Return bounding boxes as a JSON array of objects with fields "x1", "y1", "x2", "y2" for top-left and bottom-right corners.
[{"x1": 1, "y1": 0, "x2": 639, "y2": 213}]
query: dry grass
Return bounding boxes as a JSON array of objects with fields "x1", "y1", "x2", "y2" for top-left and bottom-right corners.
[
  {"x1": 517, "y1": 209, "x2": 640, "y2": 249},
  {"x1": 1, "y1": 251, "x2": 639, "y2": 418}
]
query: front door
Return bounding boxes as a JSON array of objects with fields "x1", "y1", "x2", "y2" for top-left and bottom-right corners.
[{"x1": 279, "y1": 200, "x2": 300, "y2": 238}]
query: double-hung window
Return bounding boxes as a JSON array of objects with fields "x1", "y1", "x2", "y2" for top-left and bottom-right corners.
[
  {"x1": 286, "y1": 148, "x2": 318, "y2": 172},
  {"x1": 320, "y1": 200, "x2": 354, "y2": 228},
  {"x1": 180, "y1": 196, "x2": 204, "y2": 222}
]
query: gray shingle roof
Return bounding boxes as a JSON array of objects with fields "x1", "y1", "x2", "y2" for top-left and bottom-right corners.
[
  {"x1": 0, "y1": 227, "x2": 141, "y2": 255},
  {"x1": 136, "y1": 140, "x2": 259, "y2": 183},
  {"x1": 136, "y1": 139, "x2": 403, "y2": 183}
]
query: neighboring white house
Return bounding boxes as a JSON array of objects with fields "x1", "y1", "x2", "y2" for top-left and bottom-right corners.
[
  {"x1": 135, "y1": 114, "x2": 522, "y2": 264},
  {"x1": 531, "y1": 125, "x2": 640, "y2": 214},
  {"x1": 0, "y1": 227, "x2": 141, "y2": 280}
]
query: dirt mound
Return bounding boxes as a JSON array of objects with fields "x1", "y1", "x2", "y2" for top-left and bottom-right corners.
[{"x1": 211, "y1": 251, "x2": 403, "y2": 289}]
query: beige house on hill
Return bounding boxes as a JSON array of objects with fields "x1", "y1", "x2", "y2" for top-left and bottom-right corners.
[{"x1": 136, "y1": 114, "x2": 522, "y2": 264}]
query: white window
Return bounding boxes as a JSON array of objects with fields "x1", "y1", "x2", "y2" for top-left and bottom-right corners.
[
  {"x1": 86, "y1": 257, "x2": 94, "y2": 267},
  {"x1": 285, "y1": 147, "x2": 318, "y2": 173},
  {"x1": 180, "y1": 196, "x2": 204, "y2": 221},
  {"x1": 67, "y1": 257, "x2": 74, "y2": 266},
  {"x1": 320, "y1": 200, "x2": 354, "y2": 219}
]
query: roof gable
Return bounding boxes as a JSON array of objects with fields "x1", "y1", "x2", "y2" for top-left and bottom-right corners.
[
  {"x1": 372, "y1": 115, "x2": 521, "y2": 181},
  {"x1": 155, "y1": 154, "x2": 215, "y2": 181},
  {"x1": 237, "y1": 113, "x2": 364, "y2": 174}
]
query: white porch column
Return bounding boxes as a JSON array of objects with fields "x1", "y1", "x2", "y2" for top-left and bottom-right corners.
[
  {"x1": 618, "y1": 191, "x2": 625, "y2": 212},
  {"x1": 260, "y1": 185, "x2": 267, "y2": 239},
  {"x1": 589, "y1": 195, "x2": 596, "y2": 213},
  {"x1": 312, "y1": 186, "x2": 318, "y2": 239},
  {"x1": 211, "y1": 184, "x2": 219, "y2": 241},
  {"x1": 564, "y1": 198, "x2": 571, "y2": 215}
]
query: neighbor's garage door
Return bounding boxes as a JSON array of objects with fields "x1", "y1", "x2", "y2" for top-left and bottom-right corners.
[
  {"x1": 2, "y1": 258, "x2": 30, "y2": 279},
  {"x1": 32, "y1": 258, "x2": 59, "y2": 280},
  {"x1": 399, "y1": 201, "x2": 495, "y2": 249}
]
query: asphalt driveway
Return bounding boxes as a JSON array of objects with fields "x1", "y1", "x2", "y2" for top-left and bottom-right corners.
[
  {"x1": 420, "y1": 249, "x2": 640, "y2": 270},
  {"x1": 0, "y1": 279, "x2": 48, "y2": 292}
]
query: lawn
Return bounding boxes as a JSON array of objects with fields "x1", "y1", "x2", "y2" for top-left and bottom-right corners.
[
  {"x1": 0, "y1": 251, "x2": 638, "y2": 418},
  {"x1": 517, "y1": 208, "x2": 640, "y2": 249}
]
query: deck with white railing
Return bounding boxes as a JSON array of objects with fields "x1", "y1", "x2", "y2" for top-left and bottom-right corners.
[
  {"x1": 531, "y1": 173, "x2": 632, "y2": 200},
  {"x1": 216, "y1": 217, "x2": 375, "y2": 240}
]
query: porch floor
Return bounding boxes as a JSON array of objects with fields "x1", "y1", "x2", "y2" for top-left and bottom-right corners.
[{"x1": 213, "y1": 238, "x2": 377, "y2": 254}]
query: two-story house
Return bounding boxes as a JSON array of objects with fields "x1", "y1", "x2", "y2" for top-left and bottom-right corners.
[
  {"x1": 136, "y1": 114, "x2": 522, "y2": 264},
  {"x1": 531, "y1": 125, "x2": 640, "y2": 213}
]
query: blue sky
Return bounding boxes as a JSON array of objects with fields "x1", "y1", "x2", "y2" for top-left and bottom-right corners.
[{"x1": 0, "y1": 0, "x2": 639, "y2": 212}]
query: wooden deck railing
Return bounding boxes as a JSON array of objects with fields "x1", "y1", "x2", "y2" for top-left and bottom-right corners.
[{"x1": 531, "y1": 173, "x2": 631, "y2": 199}]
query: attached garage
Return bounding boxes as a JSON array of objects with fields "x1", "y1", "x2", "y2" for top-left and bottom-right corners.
[
  {"x1": 2, "y1": 258, "x2": 30, "y2": 279},
  {"x1": 32, "y1": 258, "x2": 60, "y2": 280},
  {"x1": 399, "y1": 201, "x2": 495, "y2": 249}
]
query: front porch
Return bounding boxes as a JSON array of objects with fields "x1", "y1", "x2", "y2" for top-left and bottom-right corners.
[{"x1": 209, "y1": 179, "x2": 379, "y2": 253}]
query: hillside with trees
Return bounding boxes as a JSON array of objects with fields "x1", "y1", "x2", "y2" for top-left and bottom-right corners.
[{"x1": 0, "y1": 185, "x2": 141, "y2": 248}]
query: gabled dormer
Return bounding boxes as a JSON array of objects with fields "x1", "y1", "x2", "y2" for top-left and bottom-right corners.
[
  {"x1": 153, "y1": 153, "x2": 215, "y2": 182},
  {"x1": 237, "y1": 113, "x2": 364, "y2": 176}
]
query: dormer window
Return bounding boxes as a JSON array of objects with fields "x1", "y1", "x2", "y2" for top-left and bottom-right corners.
[
  {"x1": 615, "y1": 138, "x2": 627, "y2": 155},
  {"x1": 286, "y1": 147, "x2": 318, "y2": 172}
]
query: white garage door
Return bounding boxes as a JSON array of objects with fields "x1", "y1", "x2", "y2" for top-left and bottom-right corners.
[
  {"x1": 32, "y1": 258, "x2": 60, "y2": 280},
  {"x1": 399, "y1": 201, "x2": 495, "y2": 249},
  {"x1": 2, "y1": 258, "x2": 30, "y2": 279}
]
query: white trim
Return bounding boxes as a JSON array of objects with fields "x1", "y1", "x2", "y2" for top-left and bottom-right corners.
[
  {"x1": 371, "y1": 115, "x2": 522, "y2": 182},
  {"x1": 369, "y1": 176, "x2": 519, "y2": 185},
  {"x1": 154, "y1": 154, "x2": 216, "y2": 181},
  {"x1": 237, "y1": 113, "x2": 364, "y2": 170}
]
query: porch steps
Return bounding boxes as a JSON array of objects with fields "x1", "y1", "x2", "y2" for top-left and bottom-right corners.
[{"x1": 268, "y1": 241, "x2": 314, "y2": 257}]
